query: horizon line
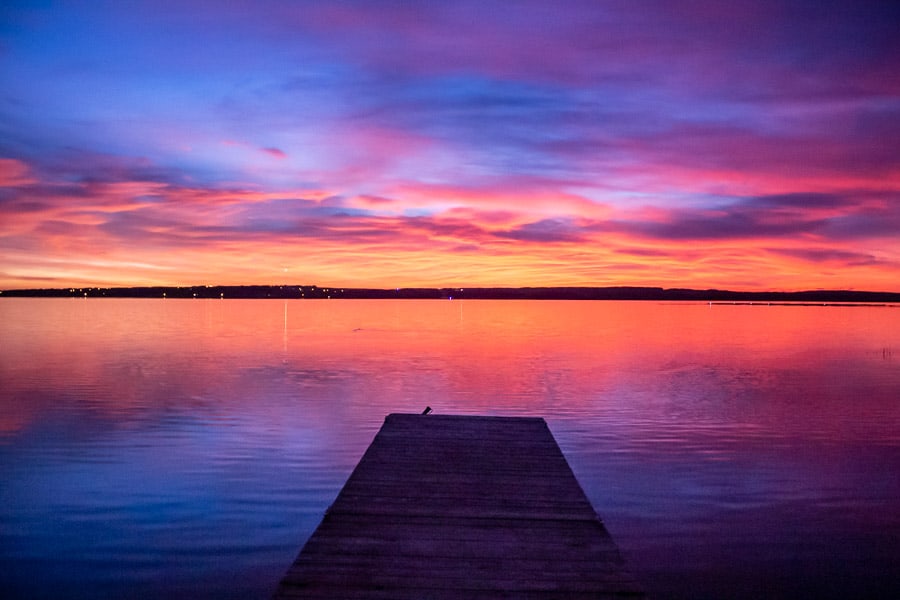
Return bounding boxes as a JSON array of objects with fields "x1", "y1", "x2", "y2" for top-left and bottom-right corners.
[{"x1": 3, "y1": 284, "x2": 899, "y2": 302}]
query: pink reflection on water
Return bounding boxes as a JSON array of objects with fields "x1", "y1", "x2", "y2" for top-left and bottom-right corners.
[
  {"x1": 1, "y1": 298, "x2": 898, "y2": 440},
  {"x1": 1, "y1": 298, "x2": 898, "y2": 599}
]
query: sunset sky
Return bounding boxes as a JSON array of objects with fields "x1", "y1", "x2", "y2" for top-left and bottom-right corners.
[{"x1": 2, "y1": 1, "x2": 899, "y2": 291}]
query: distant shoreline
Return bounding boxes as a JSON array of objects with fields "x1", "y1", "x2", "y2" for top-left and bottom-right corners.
[{"x1": 2, "y1": 285, "x2": 899, "y2": 303}]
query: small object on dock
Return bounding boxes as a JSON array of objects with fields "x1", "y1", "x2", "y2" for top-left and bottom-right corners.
[
  {"x1": 273, "y1": 413, "x2": 644, "y2": 598},
  {"x1": 421, "y1": 406, "x2": 432, "y2": 415}
]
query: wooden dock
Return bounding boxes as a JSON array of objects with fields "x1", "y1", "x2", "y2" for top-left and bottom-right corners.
[{"x1": 274, "y1": 413, "x2": 644, "y2": 599}]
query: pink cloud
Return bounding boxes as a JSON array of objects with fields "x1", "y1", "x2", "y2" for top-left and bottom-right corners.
[
  {"x1": 3, "y1": 162, "x2": 898, "y2": 293},
  {"x1": 0, "y1": 158, "x2": 36, "y2": 187}
]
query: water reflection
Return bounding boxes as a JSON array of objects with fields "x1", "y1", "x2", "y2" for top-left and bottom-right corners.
[{"x1": 1, "y1": 299, "x2": 898, "y2": 599}]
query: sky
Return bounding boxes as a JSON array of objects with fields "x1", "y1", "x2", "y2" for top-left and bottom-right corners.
[{"x1": 1, "y1": 0, "x2": 899, "y2": 291}]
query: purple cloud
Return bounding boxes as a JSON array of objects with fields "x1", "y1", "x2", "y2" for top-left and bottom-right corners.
[
  {"x1": 496, "y1": 219, "x2": 586, "y2": 244},
  {"x1": 768, "y1": 247, "x2": 882, "y2": 267}
]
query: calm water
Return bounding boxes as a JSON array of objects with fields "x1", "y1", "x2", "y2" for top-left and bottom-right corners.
[{"x1": 1, "y1": 298, "x2": 898, "y2": 599}]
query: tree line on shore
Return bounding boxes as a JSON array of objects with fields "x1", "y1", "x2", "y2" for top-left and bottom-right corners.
[{"x1": 2, "y1": 285, "x2": 899, "y2": 303}]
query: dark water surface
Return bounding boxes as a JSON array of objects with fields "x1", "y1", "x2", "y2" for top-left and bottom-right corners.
[{"x1": 1, "y1": 298, "x2": 898, "y2": 599}]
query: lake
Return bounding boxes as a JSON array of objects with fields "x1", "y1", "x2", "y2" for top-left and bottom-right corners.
[{"x1": 1, "y1": 298, "x2": 898, "y2": 599}]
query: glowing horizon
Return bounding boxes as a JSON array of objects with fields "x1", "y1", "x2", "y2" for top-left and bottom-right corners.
[{"x1": 2, "y1": 2, "x2": 899, "y2": 292}]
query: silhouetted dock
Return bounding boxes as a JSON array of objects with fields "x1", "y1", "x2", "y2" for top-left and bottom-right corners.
[{"x1": 273, "y1": 413, "x2": 644, "y2": 599}]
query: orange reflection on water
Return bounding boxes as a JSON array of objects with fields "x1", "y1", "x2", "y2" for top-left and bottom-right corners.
[
  {"x1": 2, "y1": 298, "x2": 897, "y2": 443},
  {"x1": 2, "y1": 298, "x2": 899, "y2": 600}
]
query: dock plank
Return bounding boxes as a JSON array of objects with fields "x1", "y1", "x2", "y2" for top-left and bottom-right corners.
[{"x1": 273, "y1": 413, "x2": 644, "y2": 598}]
